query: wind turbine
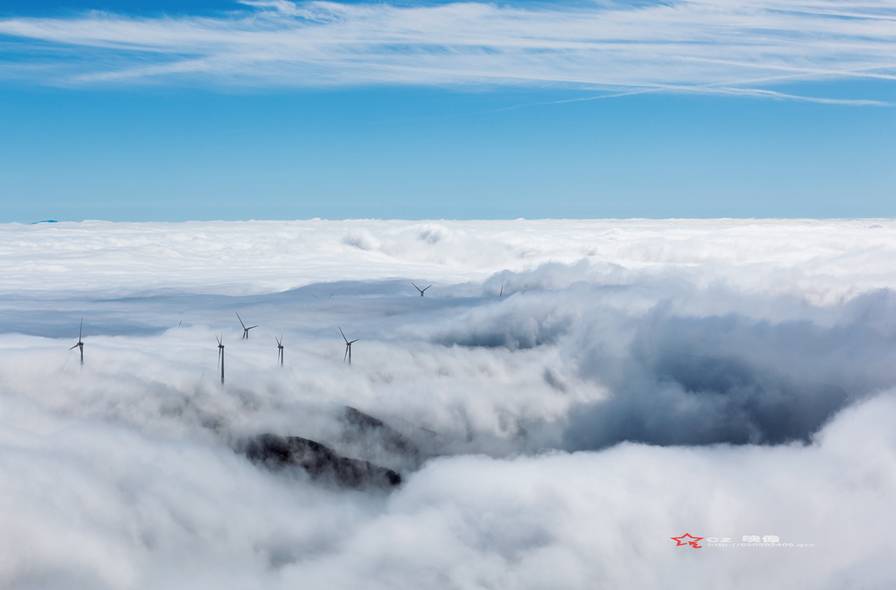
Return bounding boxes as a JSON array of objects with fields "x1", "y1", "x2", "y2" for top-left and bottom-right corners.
[
  {"x1": 217, "y1": 335, "x2": 225, "y2": 384},
  {"x1": 275, "y1": 336, "x2": 284, "y2": 366},
  {"x1": 236, "y1": 312, "x2": 257, "y2": 339},
  {"x1": 412, "y1": 282, "x2": 432, "y2": 297},
  {"x1": 339, "y1": 327, "x2": 359, "y2": 365},
  {"x1": 499, "y1": 281, "x2": 505, "y2": 297},
  {"x1": 69, "y1": 318, "x2": 85, "y2": 366}
]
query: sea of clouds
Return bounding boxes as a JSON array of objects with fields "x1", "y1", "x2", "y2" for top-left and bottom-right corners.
[{"x1": 0, "y1": 219, "x2": 894, "y2": 589}]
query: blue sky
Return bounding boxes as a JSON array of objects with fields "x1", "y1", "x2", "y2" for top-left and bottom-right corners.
[{"x1": 0, "y1": 0, "x2": 894, "y2": 221}]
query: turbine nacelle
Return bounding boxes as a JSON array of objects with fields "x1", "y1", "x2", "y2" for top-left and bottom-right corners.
[
  {"x1": 69, "y1": 318, "x2": 85, "y2": 366},
  {"x1": 412, "y1": 282, "x2": 432, "y2": 297},
  {"x1": 339, "y1": 327, "x2": 359, "y2": 365},
  {"x1": 216, "y1": 335, "x2": 225, "y2": 384},
  {"x1": 236, "y1": 312, "x2": 257, "y2": 339}
]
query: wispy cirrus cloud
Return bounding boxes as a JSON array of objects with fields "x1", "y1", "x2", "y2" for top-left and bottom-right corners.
[{"x1": 0, "y1": 0, "x2": 894, "y2": 104}]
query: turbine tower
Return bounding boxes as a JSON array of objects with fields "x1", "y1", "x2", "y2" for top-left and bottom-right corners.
[
  {"x1": 236, "y1": 312, "x2": 257, "y2": 339},
  {"x1": 412, "y1": 282, "x2": 432, "y2": 297},
  {"x1": 217, "y1": 335, "x2": 225, "y2": 384},
  {"x1": 339, "y1": 327, "x2": 359, "y2": 365},
  {"x1": 276, "y1": 336, "x2": 284, "y2": 366},
  {"x1": 69, "y1": 318, "x2": 85, "y2": 366}
]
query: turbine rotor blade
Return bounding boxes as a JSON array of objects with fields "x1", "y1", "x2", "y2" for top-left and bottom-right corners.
[
  {"x1": 236, "y1": 312, "x2": 246, "y2": 329},
  {"x1": 69, "y1": 343, "x2": 79, "y2": 350},
  {"x1": 339, "y1": 327, "x2": 348, "y2": 343}
]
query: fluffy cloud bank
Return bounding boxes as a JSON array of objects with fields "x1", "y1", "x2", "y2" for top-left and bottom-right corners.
[
  {"x1": 0, "y1": 1, "x2": 894, "y2": 104},
  {"x1": 2, "y1": 382, "x2": 894, "y2": 589},
  {"x1": 0, "y1": 219, "x2": 894, "y2": 587}
]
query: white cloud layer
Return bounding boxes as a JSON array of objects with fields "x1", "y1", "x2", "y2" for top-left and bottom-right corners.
[
  {"x1": 0, "y1": 1, "x2": 894, "y2": 103},
  {"x1": 0, "y1": 219, "x2": 894, "y2": 587}
]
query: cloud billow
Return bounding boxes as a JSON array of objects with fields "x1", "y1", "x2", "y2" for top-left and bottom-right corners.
[{"x1": 421, "y1": 265, "x2": 896, "y2": 449}]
